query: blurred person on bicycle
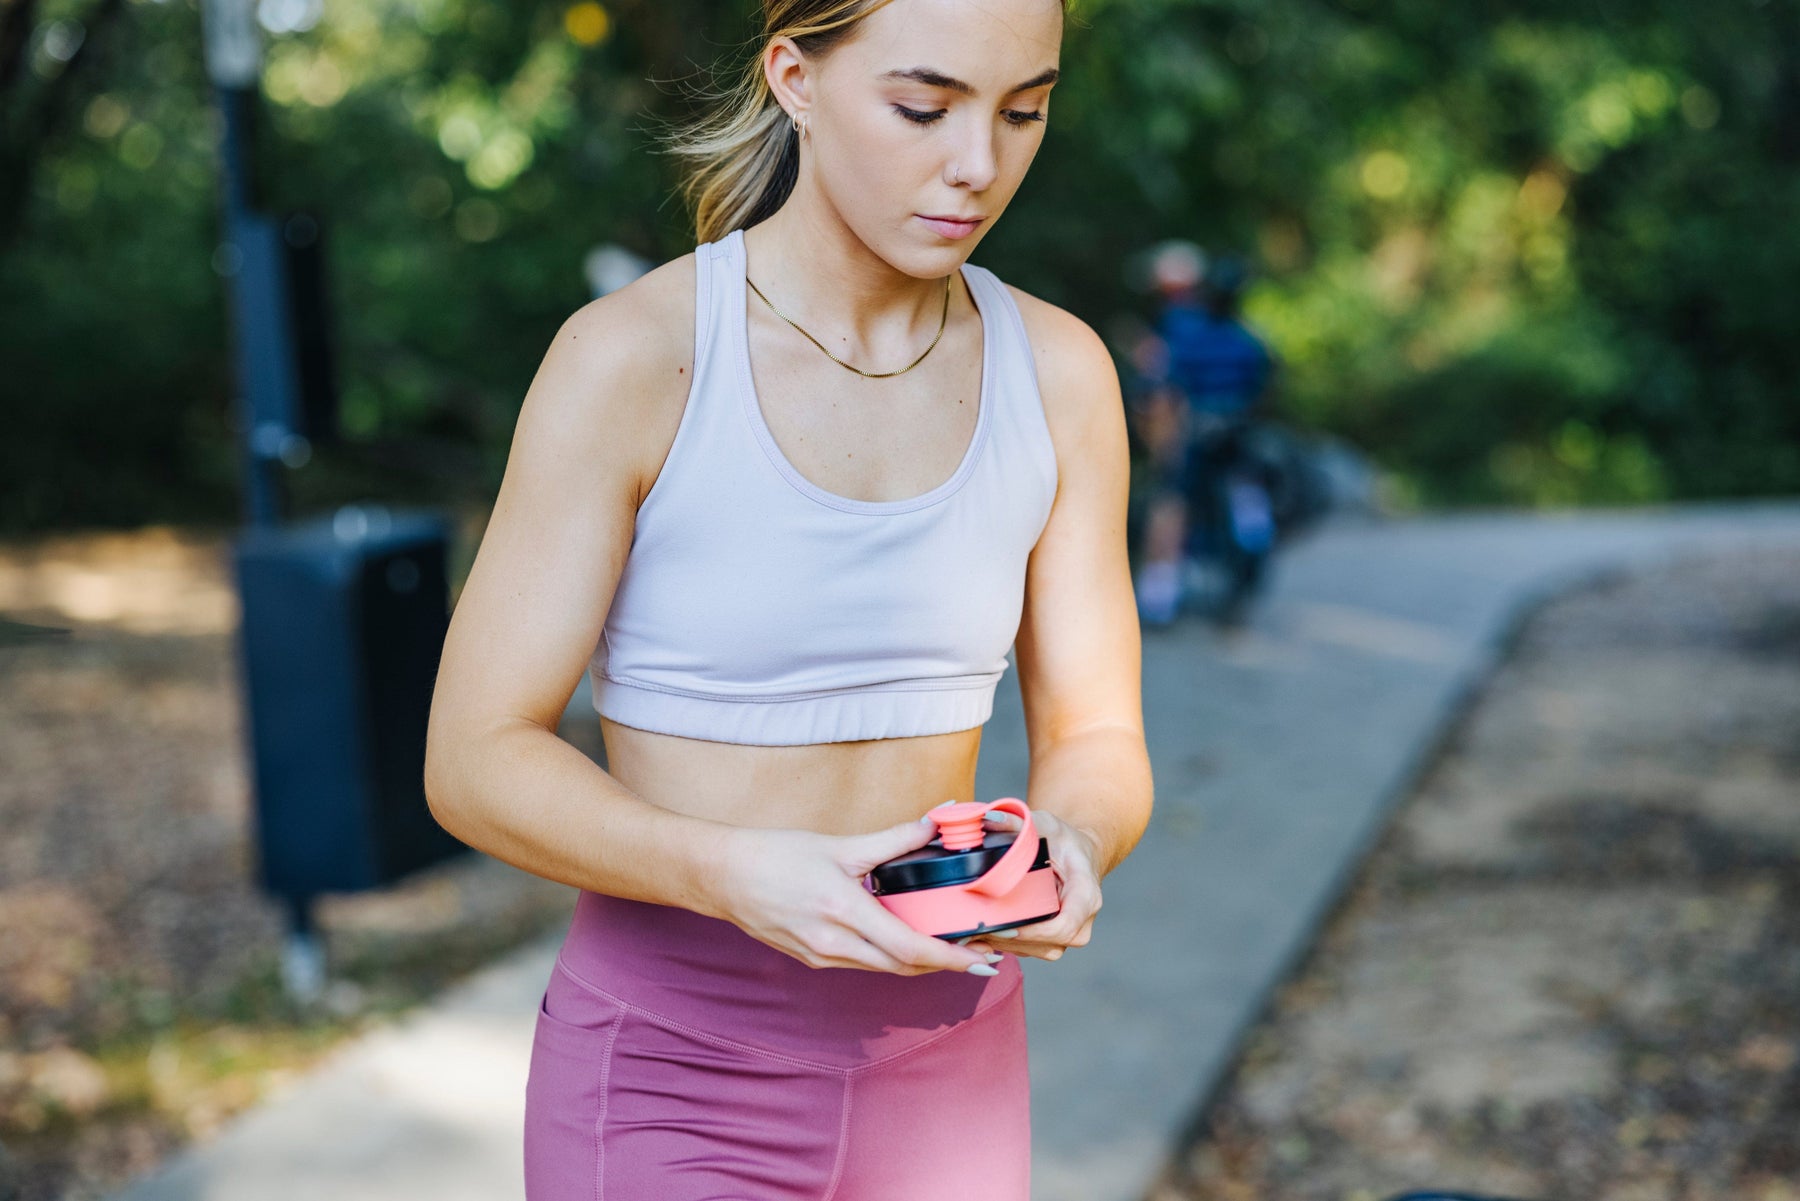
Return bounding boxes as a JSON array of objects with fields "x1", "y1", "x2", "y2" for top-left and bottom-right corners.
[{"x1": 1129, "y1": 240, "x2": 1277, "y2": 625}]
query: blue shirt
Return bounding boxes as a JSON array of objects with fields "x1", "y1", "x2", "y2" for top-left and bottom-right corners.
[{"x1": 1157, "y1": 302, "x2": 1272, "y2": 417}]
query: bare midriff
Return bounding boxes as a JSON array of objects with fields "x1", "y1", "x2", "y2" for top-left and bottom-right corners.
[{"x1": 597, "y1": 716, "x2": 984, "y2": 837}]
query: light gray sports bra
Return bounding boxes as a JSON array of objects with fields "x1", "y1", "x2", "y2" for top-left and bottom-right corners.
[{"x1": 588, "y1": 226, "x2": 1059, "y2": 746}]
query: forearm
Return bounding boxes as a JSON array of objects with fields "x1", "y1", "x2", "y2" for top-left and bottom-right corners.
[
  {"x1": 425, "y1": 720, "x2": 739, "y2": 920},
  {"x1": 1024, "y1": 725, "x2": 1154, "y2": 878}
]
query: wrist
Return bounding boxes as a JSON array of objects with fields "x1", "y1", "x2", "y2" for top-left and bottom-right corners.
[
  {"x1": 681, "y1": 818, "x2": 745, "y2": 922},
  {"x1": 1063, "y1": 818, "x2": 1109, "y2": 877}
]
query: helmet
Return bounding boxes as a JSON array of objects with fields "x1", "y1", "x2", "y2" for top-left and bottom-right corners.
[{"x1": 1148, "y1": 239, "x2": 1206, "y2": 296}]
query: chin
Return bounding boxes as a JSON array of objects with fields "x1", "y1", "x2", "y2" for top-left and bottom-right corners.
[{"x1": 871, "y1": 236, "x2": 965, "y2": 277}]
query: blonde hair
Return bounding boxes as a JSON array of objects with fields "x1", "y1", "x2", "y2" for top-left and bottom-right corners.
[{"x1": 654, "y1": 0, "x2": 1067, "y2": 246}]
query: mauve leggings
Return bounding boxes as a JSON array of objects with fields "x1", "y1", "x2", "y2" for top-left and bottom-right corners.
[{"x1": 523, "y1": 889, "x2": 1031, "y2": 1201}]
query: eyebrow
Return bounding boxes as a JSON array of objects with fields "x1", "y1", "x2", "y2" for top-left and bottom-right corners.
[{"x1": 876, "y1": 65, "x2": 1060, "y2": 97}]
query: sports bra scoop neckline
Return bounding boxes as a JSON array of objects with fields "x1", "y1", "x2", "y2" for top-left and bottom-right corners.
[{"x1": 731, "y1": 228, "x2": 995, "y2": 516}]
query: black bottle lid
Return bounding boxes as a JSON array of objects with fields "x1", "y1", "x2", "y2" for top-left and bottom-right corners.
[{"x1": 869, "y1": 830, "x2": 1052, "y2": 896}]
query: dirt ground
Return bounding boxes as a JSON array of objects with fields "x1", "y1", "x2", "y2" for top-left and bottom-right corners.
[
  {"x1": 0, "y1": 522, "x2": 583, "y2": 1201},
  {"x1": 4, "y1": 527, "x2": 1798, "y2": 1201},
  {"x1": 1151, "y1": 545, "x2": 1800, "y2": 1201}
]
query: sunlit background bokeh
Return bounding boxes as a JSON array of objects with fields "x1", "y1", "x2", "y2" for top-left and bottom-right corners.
[{"x1": 5, "y1": 0, "x2": 1797, "y2": 535}]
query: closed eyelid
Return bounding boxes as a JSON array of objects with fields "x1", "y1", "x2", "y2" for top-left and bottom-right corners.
[{"x1": 892, "y1": 105, "x2": 1044, "y2": 126}]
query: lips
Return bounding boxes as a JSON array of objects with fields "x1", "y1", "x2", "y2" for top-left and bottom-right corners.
[{"x1": 918, "y1": 214, "x2": 984, "y2": 239}]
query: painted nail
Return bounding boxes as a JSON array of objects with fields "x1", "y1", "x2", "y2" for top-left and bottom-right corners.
[
  {"x1": 966, "y1": 962, "x2": 1000, "y2": 976},
  {"x1": 985, "y1": 928, "x2": 1021, "y2": 938},
  {"x1": 954, "y1": 935, "x2": 974, "y2": 946},
  {"x1": 983, "y1": 952, "x2": 1003, "y2": 964}
]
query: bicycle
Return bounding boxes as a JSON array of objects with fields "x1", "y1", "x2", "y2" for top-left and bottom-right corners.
[{"x1": 1178, "y1": 408, "x2": 1279, "y2": 623}]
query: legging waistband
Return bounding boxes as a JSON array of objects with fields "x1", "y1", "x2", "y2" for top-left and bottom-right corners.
[{"x1": 553, "y1": 889, "x2": 1021, "y2": 1067}]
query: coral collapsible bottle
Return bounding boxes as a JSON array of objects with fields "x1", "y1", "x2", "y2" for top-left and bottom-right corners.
[{"x1": 868, "y1": 797, "x2": 1062, "y2": 940}]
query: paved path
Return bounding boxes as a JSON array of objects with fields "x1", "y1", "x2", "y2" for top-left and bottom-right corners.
[{"x1": 111, "y1": 500, "x2": 1800, "y2": 1201}]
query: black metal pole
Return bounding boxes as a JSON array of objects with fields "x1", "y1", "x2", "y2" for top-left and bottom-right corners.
[
  {"x1": 203, "y1": 0, "x2": 323, "y2": 1000},
  {"x1": 213, "y1": 83, "x2": 289, "y2": 529}
]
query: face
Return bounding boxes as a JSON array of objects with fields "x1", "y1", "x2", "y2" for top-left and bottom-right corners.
[{"x1": 765, "y1": 0, "x2": 1062, "y2": 271}]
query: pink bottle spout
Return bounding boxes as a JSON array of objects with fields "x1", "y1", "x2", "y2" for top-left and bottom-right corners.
[
  {"x1": 930, "y1": 801, "x2": 993, "y2": 851},
  {"x1": 924, "y1": 797, "x2": 1035, "y2": 877}
]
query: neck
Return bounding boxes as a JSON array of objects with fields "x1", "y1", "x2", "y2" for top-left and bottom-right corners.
[{"x1": 742, "y1": 202, "x2": 964, "y2": 364}]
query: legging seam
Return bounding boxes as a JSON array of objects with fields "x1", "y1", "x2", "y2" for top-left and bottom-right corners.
[
  {"x1": 821, "y1": 1072, "x2": 853, "y2": 1201},
  {"x1": 592, "y1": 1004, "x2": 621, "y2": 1201}
]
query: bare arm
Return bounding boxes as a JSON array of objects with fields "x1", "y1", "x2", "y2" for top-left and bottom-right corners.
[
  {"x1": 1011, "y1": 294, "x2": 1155, "y2": 880},
  {"x1": 422, "y1": 260, "x2": 737, "y2": 920}
]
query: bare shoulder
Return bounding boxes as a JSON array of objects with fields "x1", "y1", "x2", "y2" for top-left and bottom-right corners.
[
  {"x1": 535, "y1": 249, "x2": 700, "y2": 506},
  {"x1": 999, "y1": 281, "x2": 1126, "y2": 465},
  {"x1": 424, "y1": 250, "x2": 701, "y2": 748}
]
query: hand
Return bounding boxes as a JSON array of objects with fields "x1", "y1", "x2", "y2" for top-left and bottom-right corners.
[
  {"x1": 715, "y1": 819, "x2": 1007, "y2": 977},
  {"x1": 958, "y1": 806, "x2": 1103, "y2": 964}
]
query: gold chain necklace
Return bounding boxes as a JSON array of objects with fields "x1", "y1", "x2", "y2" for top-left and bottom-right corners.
[{"x1": 745, "y1": 271, "x2": 952, "y2": 379}]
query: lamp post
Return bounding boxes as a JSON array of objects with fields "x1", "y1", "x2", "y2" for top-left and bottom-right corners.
[
  {"x1": 201, "y1": 0, "x2": 311, "y2": 532},
  {"x1": 201, "y1": 0, "x2": 326, "y2": 1000}
]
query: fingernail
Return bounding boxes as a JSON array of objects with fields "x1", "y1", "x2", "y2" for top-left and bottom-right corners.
[
  {"x1": 986, "y1": 928, "x2": 1021, "y2": 938},
  {"x1": 966, "y1": 962, "x2": 1000, "y2": 976},
  {"x1": 954, "y1": 935, "x2": 974, "y2": 946},
  {"x1": 983, "y1": 952, "x2": 1003, "y2": 964}
]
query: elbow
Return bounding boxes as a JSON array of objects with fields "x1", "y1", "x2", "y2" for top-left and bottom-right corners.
[
  {"x1": 422, "y1": 757, "x2": 461, "y2": 838},
  {"x1": 422, "y1": 712, "x2": 534, "y2": 842},
  {"x1": 422, "y1": 727, "x2": 474, "y2": 838}
]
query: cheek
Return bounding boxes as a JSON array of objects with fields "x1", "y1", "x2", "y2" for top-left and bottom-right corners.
[
  {"x1": 824, "y1": 112, "x2": 934, "y2": 194},
  {"x1": 999, "y1": 133, "x2": 1043, "y2": 181}
]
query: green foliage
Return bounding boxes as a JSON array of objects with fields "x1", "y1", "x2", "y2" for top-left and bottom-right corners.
[{"x1": 2, "y1": 0, "x2": 1796, "y2": 531}]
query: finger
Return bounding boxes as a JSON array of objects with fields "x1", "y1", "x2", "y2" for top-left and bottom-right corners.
[
  {"x1": 999, "y1": 898, "x2": 1095, "y2": 950},
  {"x1": 836, "y1": 933, "x2": 924, "y2": 975},
  {"x1": 1029, "y1": 907, "x2": 1094, "y2": 950},
  {"x1": 849, "y1": 903, "x2": 1003, "y2": 974},
  {"x1": 845, "y1": 818, "x2": 943, "y2": 875},
  {"x1": 1002, "y1": 928, "x2": 1077, "y2": 958},
  {"x1": 807, "y1": 930, "x2": 912, "y2": 974},
  {"x1": 866, "y1": 902, "x2": 997, "y2": 971},
  {"x1": 993, "y1": 939, "x2": 1063, "y2": 962}
]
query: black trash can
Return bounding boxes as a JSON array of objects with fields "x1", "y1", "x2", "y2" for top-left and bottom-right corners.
[{"x1": 231, "y1": 504, "x2": 468, "y2": 909}]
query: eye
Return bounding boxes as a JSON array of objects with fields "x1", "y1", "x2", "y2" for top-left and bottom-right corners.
[
  {"x1": 893, "y1": 105, "x2": 946, "y2": 125},
  {"x1": 891, "y1": 105, "x2": 1046, "y2": 129}
]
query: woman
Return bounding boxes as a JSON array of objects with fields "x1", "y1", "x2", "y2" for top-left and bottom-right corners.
[{"x1": 424, "y1": 1, "x2": 1153, "y2": 1197}]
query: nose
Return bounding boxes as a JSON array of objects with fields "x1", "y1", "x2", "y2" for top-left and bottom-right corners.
[{"x1": 945, "y1": 114, "x2": 1000, "y2": 191}]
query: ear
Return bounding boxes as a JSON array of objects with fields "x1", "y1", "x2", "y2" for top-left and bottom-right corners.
[{"x1": 763, "y1": 36, "x2": 813, "y2": 119}]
